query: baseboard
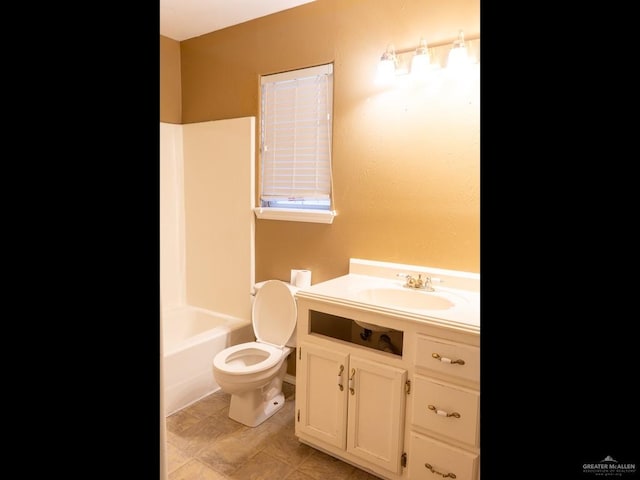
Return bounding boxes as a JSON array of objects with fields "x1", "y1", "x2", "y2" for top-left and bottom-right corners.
[{"x1": 284, "y1": 373, "x2": 296, "y2": 385}]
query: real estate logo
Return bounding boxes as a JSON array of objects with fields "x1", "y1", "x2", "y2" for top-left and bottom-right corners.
[{"x1": 583, "y1": 455, "x2": 636, "y2": 477}]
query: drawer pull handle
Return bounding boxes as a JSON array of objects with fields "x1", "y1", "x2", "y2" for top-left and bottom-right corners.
[
  {"x1": 428, "y1": 404, "x2": 461, "y2": 418},
  {"x1": 432, "y1": 352, "x2": 465, "y2": 365},
  {"x1": 349, "y1": 368, "x2": 356, "y2": 395},
  {"x1": 424, "y1": 463, "x2": 457, "y2": 478},
  {"x1": 337, "y1": 365, "x2": 344, "y2": 391}
]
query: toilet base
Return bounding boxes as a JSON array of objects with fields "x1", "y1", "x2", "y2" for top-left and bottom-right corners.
[
  {"x1": 227, "y1": 363, "x2": 288, "y2": 427},
  {"x1": 229, "y1": 391, "x2": 285, "y2": 427}
]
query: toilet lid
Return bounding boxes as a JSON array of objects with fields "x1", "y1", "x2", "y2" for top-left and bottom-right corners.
[{"x1": 252, "y1": 280, "x2": 297, "y2": 347}]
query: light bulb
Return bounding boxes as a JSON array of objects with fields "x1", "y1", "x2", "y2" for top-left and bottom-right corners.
[
  {"x1": 411, "y1": 37, "x2": 430, "y2": 77},
  {"x1": 376, "y1": 45, "x2": 397, "y2": 85},
  {"x1": 447, "y1": 30, "x2": 472, "y2": 74}
]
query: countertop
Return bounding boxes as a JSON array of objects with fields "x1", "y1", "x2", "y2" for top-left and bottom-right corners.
[{"x1": 295, "y1": 272, "x2": 480, "y2": 334}]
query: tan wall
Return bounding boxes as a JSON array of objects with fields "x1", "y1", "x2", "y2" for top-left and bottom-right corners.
[
  {"x1": 174, "y1": 0, "x2": 480, "y2": 285},
  {"x1": 160, "y1": 35, "x2": 182, "y2": 124}
]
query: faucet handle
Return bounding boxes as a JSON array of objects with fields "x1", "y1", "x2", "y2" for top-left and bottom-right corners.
[
  {"x1": 397, "y1": 272, "x2": 422, "y2": 288},
  {"x1": 396, "y1": 272, "x2": 410, "y2": 283},
  {"x1": 396, "y1": 272, "x2": 414, "y2": 287},
  {"x1": 423, "y1": 275, "x2": 433, "y2": 290}
]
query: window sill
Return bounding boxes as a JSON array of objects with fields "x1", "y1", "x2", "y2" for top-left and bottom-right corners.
[{"x1": 253, "y1": 207, "x2": 336, "y2": 224}]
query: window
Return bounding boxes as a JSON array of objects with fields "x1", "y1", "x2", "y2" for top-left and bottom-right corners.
[{"x1": 254, "y1": 63, "x2": 336, "y2": 224}]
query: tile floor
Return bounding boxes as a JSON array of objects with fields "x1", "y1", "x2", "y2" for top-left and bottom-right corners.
[{"x1": 165, "y1": 382, "x2": 382, "y2": 480}]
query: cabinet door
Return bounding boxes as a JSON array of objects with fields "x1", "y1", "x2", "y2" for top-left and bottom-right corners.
[
  {"x1": 296, "y1": 343, "x2": 349, "y2": 449},
  {"x1": 347, "y1": 355, "x2": 407, "y2": 474}
]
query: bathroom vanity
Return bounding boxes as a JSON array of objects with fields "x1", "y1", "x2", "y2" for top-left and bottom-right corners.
[{"x1": 294, "y1": 259, "x2": 480, "y2": 480}]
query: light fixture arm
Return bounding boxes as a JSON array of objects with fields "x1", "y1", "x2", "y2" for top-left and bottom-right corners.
[
  {"x1": 380, "y1": 44, "x2": 397, "y2": 65},
  {"x1": 415, "y1": 37, "x2": 428, "y2": 56},
  {"x1": 452, "y1": 30, "x2": 465, "y2": 48}
]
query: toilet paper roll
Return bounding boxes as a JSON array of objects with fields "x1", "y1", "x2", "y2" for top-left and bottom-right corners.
[
  {"x1": 295, "y1": 270, "x2": 312, "y2": 288},
  {"x1": 290, "y1": 269, "x2": 309, "y2": 286}
]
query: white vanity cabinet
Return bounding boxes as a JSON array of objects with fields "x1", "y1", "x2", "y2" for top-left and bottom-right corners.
[
  {"x1": 296, "y1": 342, "x2": 407, "y2": 474},
  {"x1": 294, "y1": 258, "x2": 480, "y2": 480}
]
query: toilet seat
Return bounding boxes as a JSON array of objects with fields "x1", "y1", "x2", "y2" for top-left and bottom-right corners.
[
  {"x1": 252, "y1": 280, "x2": 297, "y2": 347},
  {"x1": 213, "y1": 341, "x2": 284, "y2": 375},
  {"x1": 213, "y1": 280, "x2": 297, "y2": 377}
]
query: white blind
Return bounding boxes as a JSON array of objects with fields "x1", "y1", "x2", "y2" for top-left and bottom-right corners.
[{"x1": 260, "y1": 64, "x2": 333, "y2": 204}]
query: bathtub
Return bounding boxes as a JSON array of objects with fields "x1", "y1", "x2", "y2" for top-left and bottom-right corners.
[{"x1": 162, "y1": 306, "x2": 254, "y2": 416}]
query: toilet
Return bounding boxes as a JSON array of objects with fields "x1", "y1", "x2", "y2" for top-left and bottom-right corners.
[{"x1": 212, "y1": 280, "x2": 298, "y2": 427}]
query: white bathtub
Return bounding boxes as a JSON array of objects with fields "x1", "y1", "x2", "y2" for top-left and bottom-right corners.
[{"x1": 162, "y1": 306, "x2": 254, "y2": 416}]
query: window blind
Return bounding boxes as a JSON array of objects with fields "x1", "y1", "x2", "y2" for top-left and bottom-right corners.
[{"x1": 260, "y1": 64, "x2": 333, "y2": 208}]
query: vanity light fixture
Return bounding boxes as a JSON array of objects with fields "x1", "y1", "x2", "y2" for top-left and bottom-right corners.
[{"x1": 376, "y1": 31, "x2": 478, "y2": 83}]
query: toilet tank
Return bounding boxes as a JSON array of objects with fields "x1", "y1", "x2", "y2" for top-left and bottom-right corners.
[{"x1": 253, "y1": 280, "x2": 298, "y2": 348}]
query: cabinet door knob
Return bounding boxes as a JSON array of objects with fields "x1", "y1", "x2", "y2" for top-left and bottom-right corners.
[
  {"x1": 337, "y1": 365, "x2": 344, "y2": 391},
  {"x1": 424, "y1": 463, "x2": 457, "y2": 478},
  {"x1": 349, "y1": 368, "x2": 356, "y2": 395},
  {"x1": 427, "y1": 404, "x2": 461, "y2": 418},
  {"x1": 432, "y1": 352, "x2": 465, "y2": 365}
]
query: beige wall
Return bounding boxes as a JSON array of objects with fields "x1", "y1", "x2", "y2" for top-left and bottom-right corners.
[
  {"x1": 160, "y1": 35, "x2": 182, "y2": 124},
  {"x1": 160, "y1": 0, "x2": 480, "y2": 286}
]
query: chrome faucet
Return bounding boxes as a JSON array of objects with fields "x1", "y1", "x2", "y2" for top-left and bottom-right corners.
[{"x1": 397, "y1": 273, "x2": 434, "y2": 291}]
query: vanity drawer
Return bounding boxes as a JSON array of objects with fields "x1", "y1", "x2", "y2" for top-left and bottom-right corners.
[
  {"x1": 408, "y1": 431, "x2": 478, "y2": 480},
  {"x1": 411, "y1": 376, "x2": 479, "y2": 447},
  {"x1": 415, "y1": 335, "x2": 479, "y2": 384}
]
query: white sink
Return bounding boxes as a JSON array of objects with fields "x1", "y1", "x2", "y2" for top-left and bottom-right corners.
[
  {"x1": 354, "y1": 287, "x2": 466, "y2": 332},
  {"x1": 352, "y1": 287, "x2": 467, "y2": 332},
  {"x1": 358, "y1": 287, "x2": 455, "y2": 310},
  {"x1": 356, "y1": 286, "x2": 463, "y2": 311}
]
